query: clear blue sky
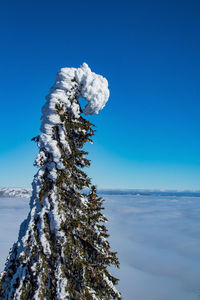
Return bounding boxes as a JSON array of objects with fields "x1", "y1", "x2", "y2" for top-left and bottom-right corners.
[{"x1": 0, "y1": 0, "x2": 199, "y2": 190}]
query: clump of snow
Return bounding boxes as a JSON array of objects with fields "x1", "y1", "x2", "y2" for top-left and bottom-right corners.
[
  {"x1": 56, "y1": 63, "x2": 109, "y2": 116},
  {"x1": 75, "y1": 63, "x2": 109, "y2": 115}
]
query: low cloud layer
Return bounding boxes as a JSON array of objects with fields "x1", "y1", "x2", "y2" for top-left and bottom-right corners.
[
  {"x1": 104, "y1": 194, "x2": 200, "y2": 300},
  {"x1": 1, "y1": 194, "x2": 200, "y2": 299}
]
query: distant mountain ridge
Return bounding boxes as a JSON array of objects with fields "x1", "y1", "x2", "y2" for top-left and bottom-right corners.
[
  {"x1": 0, "y1": 188, "x2": 31, "y2": 198},
  {"x1": 98, "y1": 189, "x2": 200, "y2": 197},
  {"x1": 0, "y1": 187, "x2": 200, "y2": 198}
]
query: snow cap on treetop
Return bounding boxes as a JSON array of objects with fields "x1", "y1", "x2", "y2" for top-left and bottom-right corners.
[
  {"x1": 59, "y1": 62, "x2": 109, "y2": 115},
  {"x1": 40, "y1": 63, "x2": 110, "y2": 169}
]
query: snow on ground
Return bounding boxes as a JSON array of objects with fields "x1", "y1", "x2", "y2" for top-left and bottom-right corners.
[{"x1": 1, "y1": 193, "x2": 200, "y2": 300}]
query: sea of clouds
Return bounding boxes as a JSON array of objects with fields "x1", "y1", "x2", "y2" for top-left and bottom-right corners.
[{"x1": 1, "y1": 192, "x2": 200, "y2": 299}]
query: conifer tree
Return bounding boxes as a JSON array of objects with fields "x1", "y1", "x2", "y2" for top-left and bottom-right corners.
[{"x1": 0, "y1": 63, "x2": 121, "y2": 299}]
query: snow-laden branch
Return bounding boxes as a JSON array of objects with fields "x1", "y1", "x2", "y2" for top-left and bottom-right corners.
[{"x1": 47, "y1": 62, "x2": 109, "y2": 117}]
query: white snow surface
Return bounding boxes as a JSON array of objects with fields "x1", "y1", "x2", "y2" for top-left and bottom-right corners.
[{"x1": 1, "y1": 193, "x2": 200, "y2": 300}]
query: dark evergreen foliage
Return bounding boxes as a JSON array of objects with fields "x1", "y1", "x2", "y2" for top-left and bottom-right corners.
[{"x1": 0, "y1": 66, "x2": 121, "y2": 299}]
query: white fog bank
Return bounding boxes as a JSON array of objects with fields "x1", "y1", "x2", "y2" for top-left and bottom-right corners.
[{"x1": 1, "y1": 194, "x2": 200, "y2": 299}]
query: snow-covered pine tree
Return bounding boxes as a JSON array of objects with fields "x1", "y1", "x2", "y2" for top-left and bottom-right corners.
[{"x1": 0, "y1": 63, "x2": 121, "y2": 300}]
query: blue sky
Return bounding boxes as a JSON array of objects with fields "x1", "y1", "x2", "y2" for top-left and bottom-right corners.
[{"x1": 0, "y1": 0, "x2": 199, "y2": 189}]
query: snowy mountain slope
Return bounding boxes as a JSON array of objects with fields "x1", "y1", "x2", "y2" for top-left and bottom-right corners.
[{"x1": 0, "y1": 188, "x2": 31, "y2": 198}]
